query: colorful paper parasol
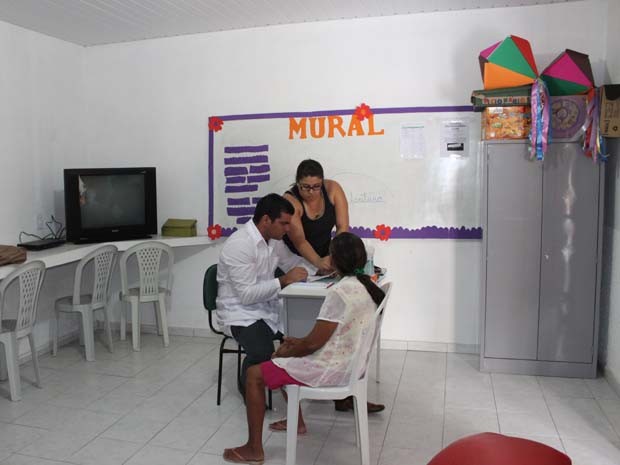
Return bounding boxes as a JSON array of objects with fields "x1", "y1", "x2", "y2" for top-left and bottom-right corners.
[
  {"x1": 479, "y1": 35, "x2": 538, "y2": 90},
  {"x1": 541, "y1": 49, "x2": 594, "y2": 96}
]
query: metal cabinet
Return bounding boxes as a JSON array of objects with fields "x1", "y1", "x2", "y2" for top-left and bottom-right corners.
[{"x1": 480, "y1": 141, "x2": 603, "y2": 378}]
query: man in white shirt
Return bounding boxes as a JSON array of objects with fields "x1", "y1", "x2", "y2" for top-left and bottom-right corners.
[{"x1": 216, "y1": 194, "x2": 309, "y2": 397}]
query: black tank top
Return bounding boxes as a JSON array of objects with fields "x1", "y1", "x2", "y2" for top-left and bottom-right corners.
[{"x1": 283, "y1": 184, "x2": 337, "y2": 258}]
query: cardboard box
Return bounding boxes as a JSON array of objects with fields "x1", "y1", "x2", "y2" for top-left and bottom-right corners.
[
  {"x1": 471, "y1": 85, "x2": 532, "y2": 111},
  {"x1": 162, "y1": 218, "x2": 197, "y2": 237},
  {"x1": 482, "y1": 106, "x2": 531, "y2": 140},
  {"x1": 601, "y1": 85, "x2": 620, "y2": 137},
  {"x1": 550, "y1": 95, "x2": 586, "y2": 140}
]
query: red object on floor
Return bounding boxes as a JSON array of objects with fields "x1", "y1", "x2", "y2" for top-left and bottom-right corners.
[{"x1": 427, "y1": 432, "x2": 571, "y2": 465}]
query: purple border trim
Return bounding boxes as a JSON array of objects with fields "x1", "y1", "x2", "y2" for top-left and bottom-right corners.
[
  {"x1": 208, "y1": 105, "x2": 479, "y2": 239},
  {"x1": 350, "y1": 226, "x2": 482, "y2": 240},
  {"x1": 219, "y1": 225, "x2": 482, "y2": 240},
  {"x1": 216, "y1": 105, "x2": 472, "y2": 121}
]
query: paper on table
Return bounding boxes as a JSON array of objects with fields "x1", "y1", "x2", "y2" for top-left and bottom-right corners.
[
  {"x1": 306, "y1": 271, "x2": 336, "y2": 282},
  {"x1": 293, "y1": 281, "x2": 331, "y2": 288}
]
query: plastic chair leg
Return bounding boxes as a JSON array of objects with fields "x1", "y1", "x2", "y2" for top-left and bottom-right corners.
[
  {"x1": 285, "y1": 386, "x2": 300, "y2": 465},
  {"x1": 0, "y1": 344, "x2": 7, "y2": 381},
  {"x1": 78, "y1": 322, "x2": 84, "y2": 346},
  {"x1": 52, "y1": 311, "x2": 59, "y2": 357},
  {"x1": 82, "y1": 311, "x2": 96, "y2": 362},
  {"x1": 131, "y1": 301, "x2": 141, "y2": 351},
  {"x1": 120, "y1": 302, "x2": 126, "y2": 341},
  {"x1": 156, "y1": 296, "x2": 169, "y2": 347},
  {"x1": 154, "y1": 302, "x2": 163, "y2": 336},
  {"x1": 354, "y1": 391, "x2": 370, "y2": 465},
  {"x1": 3, "y1": 334, "x2": 21, "y2": 401},
  {"x1": 27, "y1": 334, "x2": 41, "y2": 388},
  {"x1": 103, "y1": 304, "x2": 114, "y2": 354}
]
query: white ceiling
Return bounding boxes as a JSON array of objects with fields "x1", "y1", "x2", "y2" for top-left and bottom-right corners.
[{"x1": 0, "y1": 0, "x2": 579, "y2": 47}]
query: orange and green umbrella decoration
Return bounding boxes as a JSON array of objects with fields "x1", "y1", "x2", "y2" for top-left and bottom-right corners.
[
  {"x1": 541, "y1": 49, "x2": 594, "y2": 96},
  {"x1": 479, "y1": 35, "x2": 538, "y2": 90}
]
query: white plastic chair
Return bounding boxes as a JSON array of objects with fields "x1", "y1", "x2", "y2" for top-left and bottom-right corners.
[
  {"x1": 119, "y1": 241, "x2": 173, "y2": 351},
  {"x1": 284, "y1": 281, "x2": 392, "y2": 465},
  {"x1": 52, "y1": 244, "x2": 117, "y2": 361},
  {"x1": 0, "y1": 260, "x2": 46, "y2": 401}
]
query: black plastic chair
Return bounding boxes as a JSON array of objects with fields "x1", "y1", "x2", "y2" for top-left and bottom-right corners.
[{"x1": 203, "y1": 264, "x2": 277, "y2": 407}]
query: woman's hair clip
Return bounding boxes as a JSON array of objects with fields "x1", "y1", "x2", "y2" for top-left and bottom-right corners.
[{"x1": 354, "y1": 268, "x2": 365, "y2": 275}]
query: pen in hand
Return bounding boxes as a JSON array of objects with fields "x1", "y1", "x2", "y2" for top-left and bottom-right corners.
[{"x1": 326, "y1": 281, "x2": 335, "y2": 289}]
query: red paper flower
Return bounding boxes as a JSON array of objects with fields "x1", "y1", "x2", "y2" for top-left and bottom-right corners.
[
  {"x1": 373, "y1": 224, "x2": 391, "y2": 241},
  {"x1": 354, "y1": 103, "x2": 373, "y2": 121},
  {"x1": 208, "y1": 117, "x2": 224, "y2": 132},
  {"x1": 207, "y1": 224, "x2": 222, "y2": 240}
]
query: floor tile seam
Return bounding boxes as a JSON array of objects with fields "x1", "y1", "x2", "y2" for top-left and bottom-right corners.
[
  {"x1": 488, "y1": 373, "x2": 502, "y2": 436},
  {"x1": 375, "y1": 348, "x2": 408, "y2": 453},
  {"x1": 310, "y1": 416, "x2": 338, "y2": 465},
  {"x1": 441, "y1": 352, "x2": 447, "y2": 447},
  {"x1": 129, "y1": 349, "x2": 219, "y2": 399},
  {"x1": 117, "y1": 418, "x2": 185, "y2": 465},
  {"x1": 7, "y1": 417, "x2": 67, "y2": 435},
  {"x1": 6, "y1": 452, "x2": 79, "y2": 465},
  {"x1": 535, "y1": 376, "x2": 566, "y2": 452},
  {"x1": 66, "y1": 423, "x2": 139, "y2": 464},
  {"x1": 593, "y1": 396, "x2": 620, "y2": 441},
  {"x1": 153, "y1": 392, "x2": 240, "y2": 455}
]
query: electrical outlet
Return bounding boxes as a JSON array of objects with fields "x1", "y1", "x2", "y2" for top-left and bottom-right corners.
[{"x1": 36, "y1": 213, "x2": 45, "y2": 231}]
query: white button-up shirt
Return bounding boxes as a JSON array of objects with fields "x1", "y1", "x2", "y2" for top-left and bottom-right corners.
[{"x1": 215, "y1": 220, "x2": 309, "y2": 334}]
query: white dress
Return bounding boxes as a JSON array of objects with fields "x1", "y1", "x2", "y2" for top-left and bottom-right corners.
[{"x1": 272, "y1": 276, "x2": 378, "y2": 387}]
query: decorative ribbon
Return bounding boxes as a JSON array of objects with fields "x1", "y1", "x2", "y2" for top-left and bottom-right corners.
[
  {"x1": 529, "y1": 78, "x2": 551, "y2": 161},
  {"x1": 583, "y1": 87, "x2": 608, "y2": 163}
]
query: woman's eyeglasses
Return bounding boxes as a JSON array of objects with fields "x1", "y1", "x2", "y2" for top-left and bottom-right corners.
[{"x1": 298, "y1": 183, "x2": 322, "y2": 192}]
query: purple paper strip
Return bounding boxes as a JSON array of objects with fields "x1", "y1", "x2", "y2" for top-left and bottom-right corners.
[
  {"x1": 227, "y1": 207, "x2": 255, "y2": 216},
  {"x1": 228, "y1": 197, "x2": 251, "y2": 205},
  {"x1": 225, "y1": 145, "x2": 269, "y2": 153},
  {"x1": 252, "y1": 197, "x2": 262, "y2": 204},
  {"x1": 247, "y1": 174, "x2": 270, "y2": 183},
  {"x1": 225, "y1": 185, "x2": 259, "y2": 193},
  {"x1": 236, "y1": 217, "x2": 251, "y2": 225},
  {"x1": 250, "y1": 164, "x2": 271, "y2": 174},
  {"x1": 224, "y1": 155, "x2": 268, "y2": 165},
  {"x1": 224, "y1": 166, "x2": 248, "y2": 176},
  {"x1": 226, "y1": 176, "x2": 246, "y2": 184}
]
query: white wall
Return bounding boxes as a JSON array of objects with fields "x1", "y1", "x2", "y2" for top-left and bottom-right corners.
[
  {"x1": 0, "y1": 20, "x2": 85, "y2": 354},
  {"x1": 75, "y1": 0, "x2": 608, "y2": 348},
  {"x1": 600, "y1": 0, "x2": 620, "y2": 390}
]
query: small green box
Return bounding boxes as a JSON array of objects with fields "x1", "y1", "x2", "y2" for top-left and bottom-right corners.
[{"x1": 162, "y1": 218, "x2": 197, "y2": 237}]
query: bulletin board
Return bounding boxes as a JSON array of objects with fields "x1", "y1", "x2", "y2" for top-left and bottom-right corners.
[{"x1": 207, "y1": 104, "x2": 483, "y2": 240}]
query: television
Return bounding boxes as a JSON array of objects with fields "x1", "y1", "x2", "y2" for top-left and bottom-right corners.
[{"x1": 64, "y1": 167, "x2": 157, "y2": 243}]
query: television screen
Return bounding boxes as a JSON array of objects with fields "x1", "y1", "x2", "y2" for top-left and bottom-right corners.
[
  {"x1": 64, "y1": 168, "x2": 157, "y2": 243},
  {"x1": 79, "y1": 174, "x2": 146, "y2": 228}
]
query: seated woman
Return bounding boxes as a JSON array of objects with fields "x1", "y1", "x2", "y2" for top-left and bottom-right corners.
[
  {"x1": 283, "y1": 159, "x2": 349, "y2": 274},
  {"x1": 223, "y1": 232, "x2": 386, "y2": 465}
]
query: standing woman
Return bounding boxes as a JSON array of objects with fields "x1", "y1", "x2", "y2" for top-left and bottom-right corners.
[{"x1": 283, "y1": 159, "x2": 349, "y2": 274}]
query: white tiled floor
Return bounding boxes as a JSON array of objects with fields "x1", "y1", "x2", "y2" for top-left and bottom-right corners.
[{"x1": 1, "y1": 334, "x2": 620, "y2": 465}]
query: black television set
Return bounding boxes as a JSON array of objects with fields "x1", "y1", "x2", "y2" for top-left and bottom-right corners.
[{"x1": 64, "y1": 167, "x2": 157, "y2": 243}]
